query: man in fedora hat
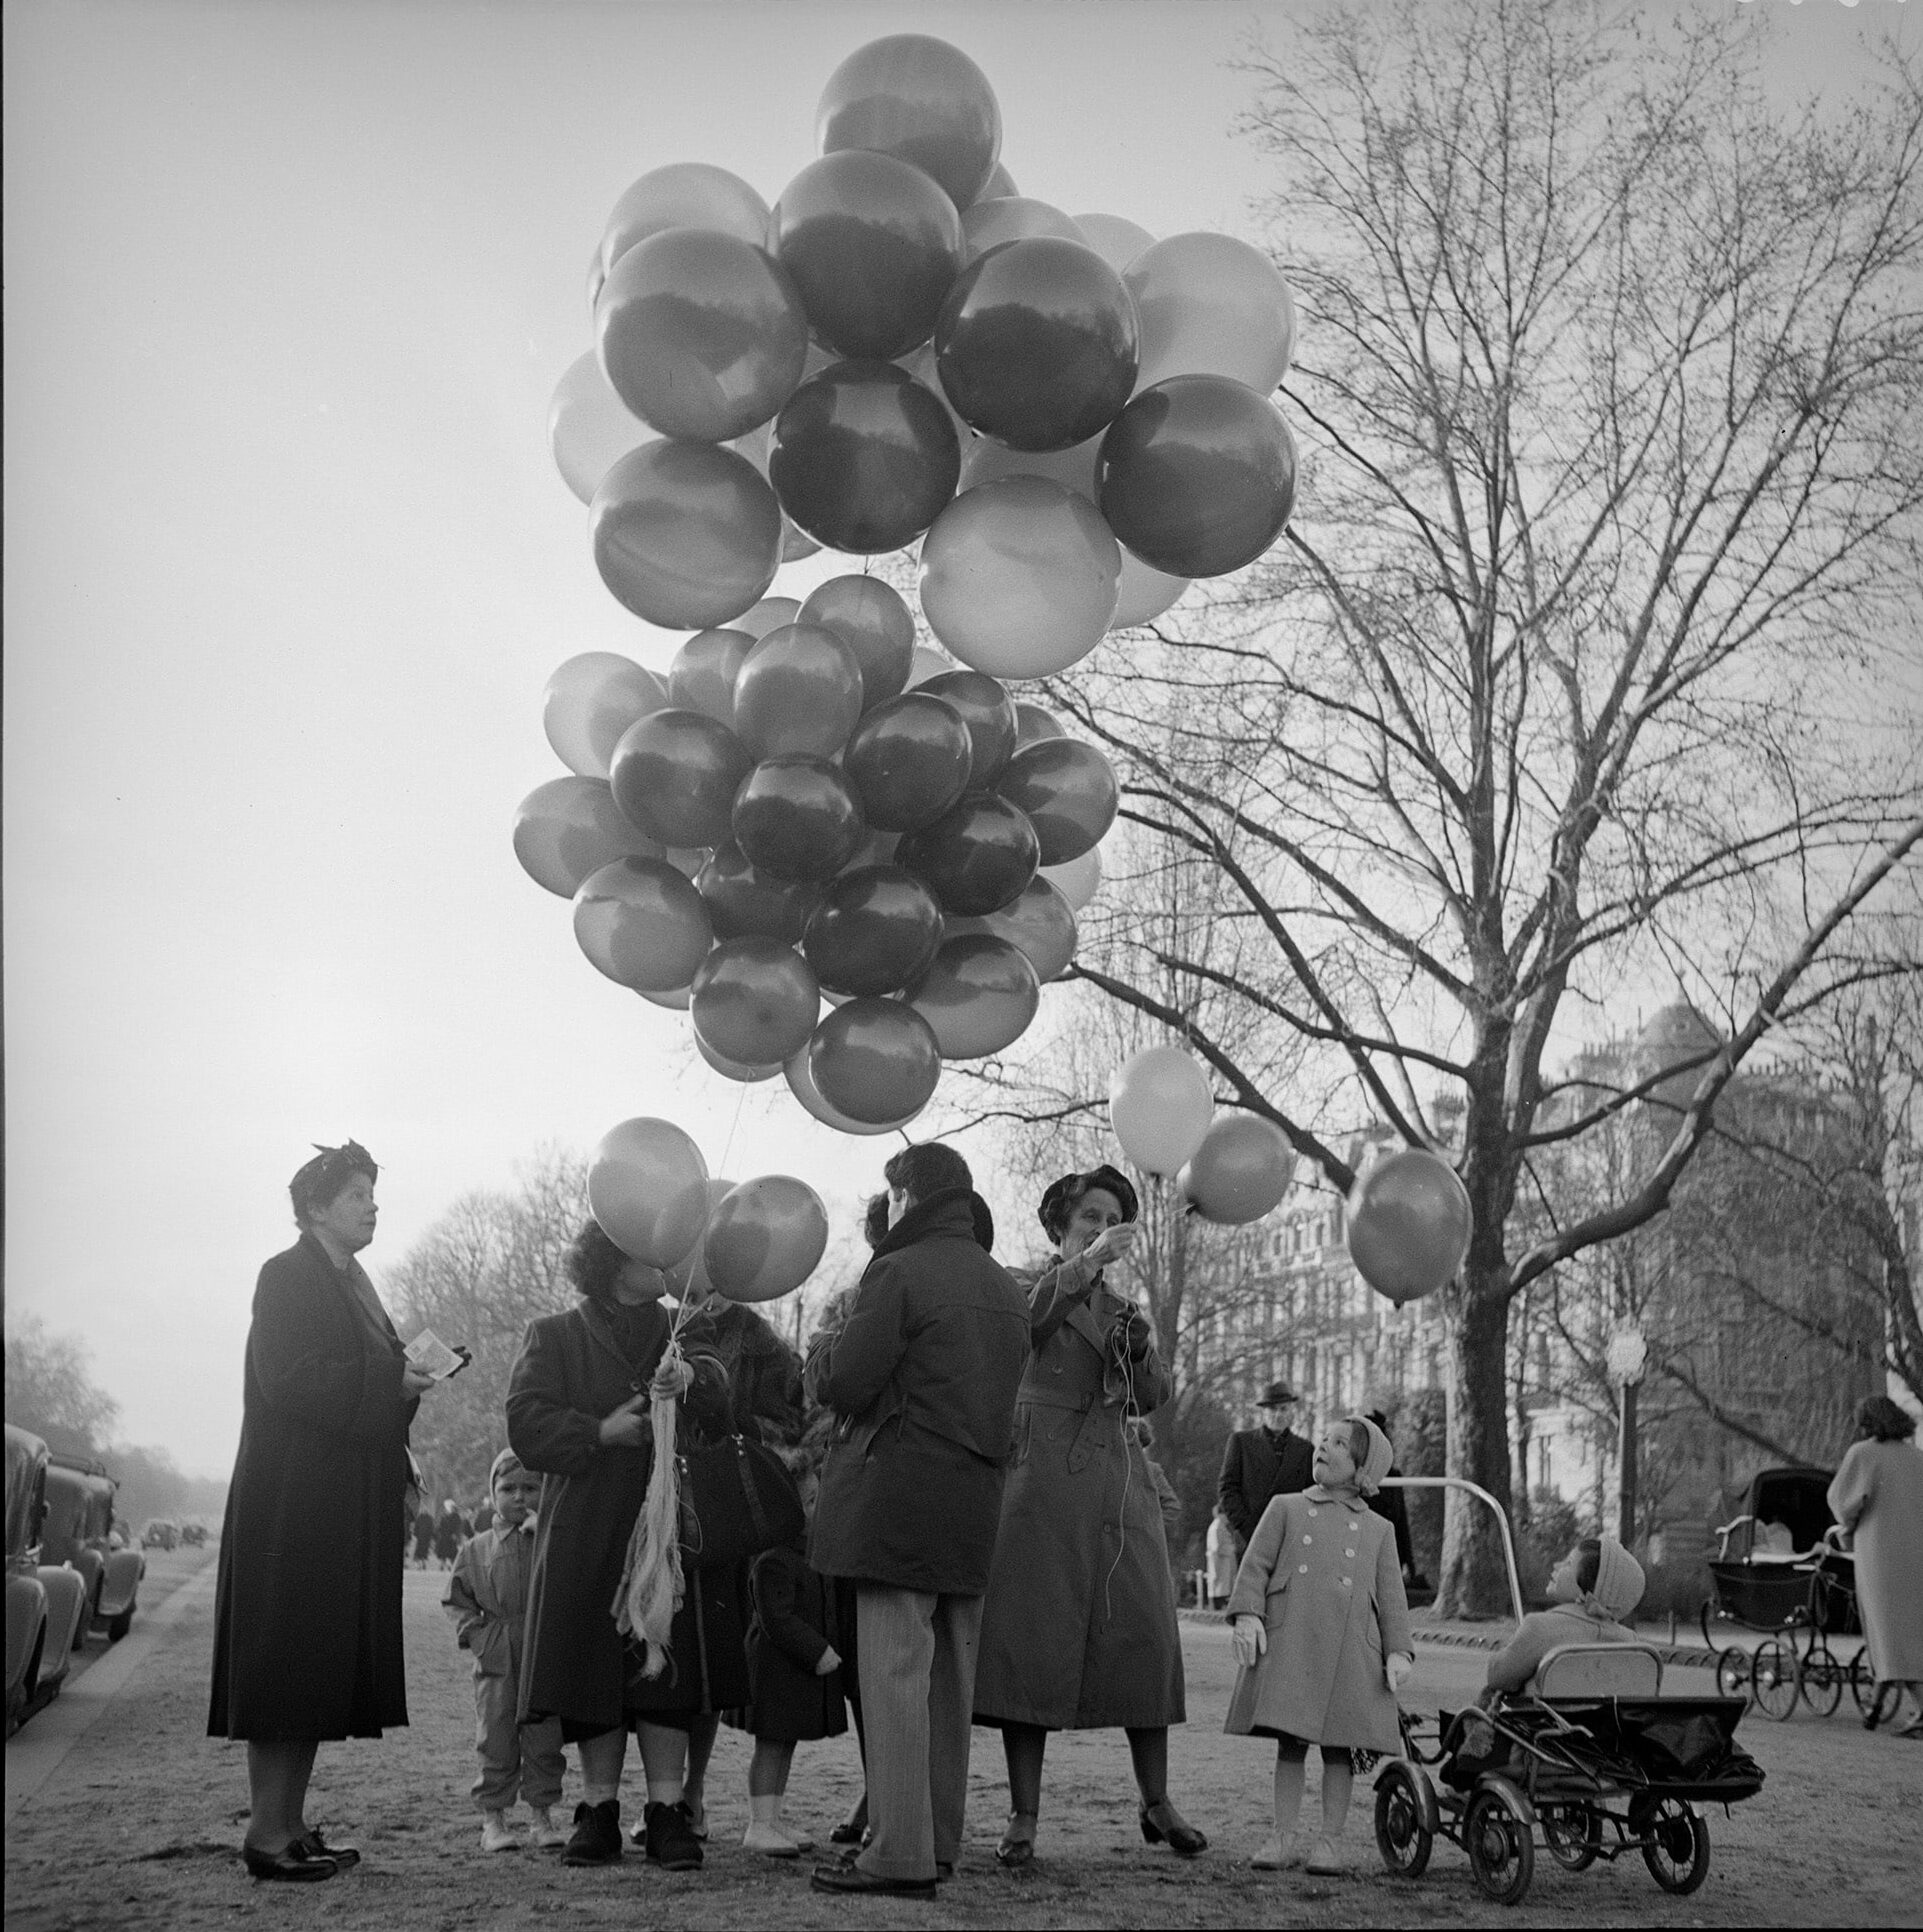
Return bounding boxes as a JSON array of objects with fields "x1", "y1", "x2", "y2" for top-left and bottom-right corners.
[{"x1": 1217, "y1": 1381, "x2": 1315, "y2": 1547}]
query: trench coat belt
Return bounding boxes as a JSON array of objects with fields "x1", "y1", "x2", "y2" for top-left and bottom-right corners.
[{"x1": 1017, "y1": 1383, "x2": 1121, "y2": 1474}]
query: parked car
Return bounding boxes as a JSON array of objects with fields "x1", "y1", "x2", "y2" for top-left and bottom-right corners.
[
  {"x1": 42, "y1": 1454, "x2": 145, "y2": 1642},
  {"x1": 140, "y1": 1518, "x2": 178, "y2": 1551},
  {"x1": 178, "y1": 1520, "x2": 207, "y2": 1549},
  {"x1": 5, "y1": 1425, "x2": 90, "y2": 1735}
]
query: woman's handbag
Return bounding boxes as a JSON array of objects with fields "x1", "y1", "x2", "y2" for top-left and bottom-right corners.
[{"x1": 676, "y1": 1433, "x2": 805, "y2": 1567}]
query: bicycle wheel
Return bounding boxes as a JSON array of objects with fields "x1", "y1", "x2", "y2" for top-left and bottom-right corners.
[
  {"x1": 1751, "y1": 1636, "x2": 1802, "y2": 1720},
  {"x1": 1373, "y1": 1761, "x2": 1434, "y2": 1879},
  {"x1": 1800, "y1": 1638, "x2": 1843, "y2": 1717},
  {"x1": 1633, "y1": 1795, "x2": 1712, "y2": 1896},
  {"x1": 1541, "y1": 1801, "x2": 1602, "y2": 1872},
  {"x1": 1714, "y1": 1646, "x2": 1750, "y2": 1698}
]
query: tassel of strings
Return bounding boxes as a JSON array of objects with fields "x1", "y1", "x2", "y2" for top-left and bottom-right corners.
[{"x1": 612, "y1": 1322, "x2": 691, "y2": 1678}]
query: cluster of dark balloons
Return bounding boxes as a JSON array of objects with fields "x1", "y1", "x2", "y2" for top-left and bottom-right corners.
[
  {"x1": 549, "y1": 33, "x2": 1301, "y2": 682},
  {"x1": 514, "y1": 575, "x2": 1115, "y2": 1133}
]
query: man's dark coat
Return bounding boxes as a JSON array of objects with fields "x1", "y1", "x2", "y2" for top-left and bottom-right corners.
[{"x1": 1216, "y1": 1423, "x2": 1315, "y2": 1546}]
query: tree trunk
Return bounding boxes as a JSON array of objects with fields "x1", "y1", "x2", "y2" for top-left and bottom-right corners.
[{"x1": 1436, "y1": 1277, "x2": 1516, "y2": 1617}]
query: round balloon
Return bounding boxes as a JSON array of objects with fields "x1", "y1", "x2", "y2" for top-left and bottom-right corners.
[
  {"x1": 816, "y1": 34, "x2": 1001, "y2": 208},
  {"x1": 918, "y1": 476, "x2": 1120, "y2": 677},
  {"x1": 591, "y1": 441, "x2": 782, "y2": 628},
  {"x1": 906, "y1": 643, "x2": 956, "y2": 687},
  {"x1": 808, "y1": 997, "x2": 943, "y2": 1125},
  {"x1": 731, "y1": 756, "x2": 867, "y2": 881},
  {"x1": 961, "y1": 195, "x2": 1084, "y2": 260},
  {"x1": 596, "y1": 227, "x2": 809, "y2": 441},
  {"x1": 668, "y1": 627, "x2": 754, "y2": 726},
  {"x1": 638, "y1": 981, "x2": 693, "y2": 1012},
  {"x1": 919, "y1": 670, "x2": 1018, "y2": 790},
  {"x1": 798, "y1": 575, "x2": 916, "y2": 709},
  {"x1": 784, "y1": 1043, "x2": 924, "y2": 1136},
  {"x1": 1180, "y1": 1114, "x2": 1294, "y2": 1225},
  {"x1": 897, "y1": 793, "x2": 1039, "y2": 915},
  {"x1": 769, "y1": 360, "x2": 960, "y2": 552},
  {"x1": 949, "y1": 875, "x2": 1077, "y2": 982},
  {"x1": 842, "y1": 690, "x2": 973, "y2": 832},
  {"x1": 550, "y1": 350, "x2": 654, "y2": 504},
  {"x1": 1097, "y1": 375, "x2": 1297, "y2": 579},
  {"x1": 667, "y1": 1176, "x2": 738, "y2": 1300},
  {"x1": 514, "y1": 776, "x2": 663, "y2": 898},
  {"x1": 600, "y1": 162, "x2": 772, "y2": 277},
  {"x1": 610, "y1": 708, "x2": 754, "y2": 848},
  {"x1": 973, "y1": 160, "x2": 1018, "y2": 204},
  {"x1": 544, "y1": 653, "x2": 669, "y2": 781},
  {"x1": 589, "y1": 1116, "x2": 711, "y2": 1267},
  {"x1": 696, "y1": 1035, "x2": 783, "y2": 1083},
  {"x1": 803, "y1": 863, "x2": 946, "y2": 995},
  {"x1": 775, "y1": 150, "x2": 964, "y2": 360},
  {"x1": 959, "y1": 430, "x2": 1100, "y2": 501},
  {"x1": 733, "y1": 623, "x2": 866, "y2": 761},
  {"x1": 1109, "y1": 1044, "x2": 1214, "y2": 1175},
  {"x1": 1040, "y1": 843, "x2": 1102, "y2": 911},
  {"x1": 702, "y1": 1175, "x2": 831, "y2": 1302},
  {"x1": 1112, "y1": 549, "x2": 1191, "y2": 629},
  {"x1": 695, "y1": 842, "x2": 824, "y2": 944},
  {"x1": 934, "y1": 237, "x2": 1138, "y2": 452},
  {"x1": 995, "y1": 738, "x2": 1118, "y2": 864},
  {"x1": 1126, "y1": 231, "x2": 1297, "y2": 395},
  {"x1": 1014, "y1": 702, "x2": 1065, "y2": 747},
  {"x1": 1347, "y1": 1149, "x2": 1474, "y2": 1304},
  {"x1": 1073, "y1": 212, "x2": 1156, "y2": 274},
  {"x1": 573, "y1": 856, "x2": 715, "y2": 993},
  {"x1": 736, "y1": 595, "x2": 802, "y2": 640},
  {"x1": 689, "y1": 934, "x2": 822, "y2": 1067},
  {"x1": 906, "y1": 933, "x2": 1040, "y2": 1058}
]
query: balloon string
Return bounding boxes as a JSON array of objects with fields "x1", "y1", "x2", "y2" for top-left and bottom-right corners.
[
  {"x1": 717, "y1": 1078, "x2": 749, "y2": 1180},
  {"x1": 1103, "y1": 1306, "x2": 1138, "y2": 1625}
]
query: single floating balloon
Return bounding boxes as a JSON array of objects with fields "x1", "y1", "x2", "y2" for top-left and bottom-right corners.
[
  {"x1": 803, "y1": 863, "x2": 946, "y2": 995},
  {"x1": 897, "y1": 793, "x2": 1040, "y2": 915},
  {"x1": 1180, "y1": 1114, "x2": 1294, "y2": 1225},
  {"x1": 733, "y1": 623, "x2": 866, "y2": 761},
  {"x1": 809, "y1": 997, "x2": 944, "y2": 1126},
  {"x1": 1109, "y1": 1044, "x2": 1214, "y2": 1176},
  {"x1": 696, "y1": 842, "x2": 824, "y2": 944},
  {"x1": 816, "y1": 34, "x2": 1002, "y2": 209},
  {"x1": 697, "y1": 1035, "x2": 783, "y2": 1084},
  {"x1": 544, "y1": 653, "x2": 669, "y2": 781},
  {"x1": 1111, "y1": 549, "x2": 1191, "y2": 630},
  {"x1": 514, "y1": 775, "x2": 662, "y2": 898},
  {"x1": 1347, "y1": 1149, "x2": 1473, "y2": 1305},
  {"x1": 731, "y1": 755, "x2": 867, "y2": 881},
  {"x1": 918, "y1": 669, "x2": 1018, "y2": 790},
  {"x1": 690, "y1": 934, "x2": 822, "y2": 1067},
  {"x1": 589, "y1": 1116, "x2": 711, "y2": 1268},
  {"x1": 703, "y1": 1175, "x2": 831, "y2": 1303},
  {"x1": 573, "y1": 856, "x2": 715, "y2": 993},
  {"x1": 1126, "y1": 231, "x2": 1297, "y2": 395},
  {"x1": 785, "y1": 1042, "x2": 925, "y2": 1136},
  {"x1": 995, "y1": 738, "x2": 1118, "y2": 865},
  {"x1": 668, "y1": 627, "x2": 755, "y2": 727},
  {"x1": 600, "y1": 162, "x2": 772, "y2": 277},
  {"x1": 592, "y1": 440, "x2": 782, "y2": 629},
  {"x1": 949, "y1": 875, "x2": 1077, "y2": 983},
  {"x1": 798, "y1": 575, "x2": 916, "y2": 710},
  {"x1": 906, "y1": 933, "x2": 1040, "y2": 1058},
  {"x1": 842, "y1": 691, "x2": 973, "y2": 832},
  {"x1": 550, "y1": 351, "x2": 655, "y2": 504},
  {"x1": 610, "y1": 708, "x2": 754, "y2": 849}
]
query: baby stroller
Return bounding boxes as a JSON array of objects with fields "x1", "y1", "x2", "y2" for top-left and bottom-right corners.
[
  {"x1": 1700, "y1": 1465, "x2": 1873, "y2": 1721},
  {"x1": 1372, "y1": 1479, "x2": 1765, "y2": 1908}
]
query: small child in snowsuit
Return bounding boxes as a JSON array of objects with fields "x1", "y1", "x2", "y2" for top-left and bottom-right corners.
[
  {"x1": 444, "y1": 1449, "x2": 568, "y2": 1852},
  {"x1": 1227, "y1": 1414, "x2": 1415, "y2": 1875},
  {"x1": 734, "y1": 1461, "x2": 849, "y2": 1857}
]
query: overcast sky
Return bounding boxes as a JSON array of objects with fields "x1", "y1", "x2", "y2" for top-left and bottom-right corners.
[{"x1": 4, "y1": 0, "x2": 1908, "y2": 1476}]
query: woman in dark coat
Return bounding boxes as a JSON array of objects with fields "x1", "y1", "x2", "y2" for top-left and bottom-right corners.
[
  {"x1": 972, "y1": 1165, "x2": 1204, "y2": 1866},
  {"x1": 208, "y1": 1141, "x2": 433, "y2": 1882}
]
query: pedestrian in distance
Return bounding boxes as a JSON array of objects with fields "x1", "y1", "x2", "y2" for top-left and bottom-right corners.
[
  {"x1": 208, "y1": 1140, "x2": 435, "y2": 1882},
  {"x1": 443, "y1": 1449, "x2": 569, "y2": 1853},
  {"x1": 1206, "y1": 1507, "x2": 1239, "y2": 1611},
  {"x1": 433, "y1": 1498, "x2": 469, "y2": 1569},
  {"x1": 1217, "y1": 1381, "x2": 1315, "y2": 1547},
  {"x1": 805, "y1": 1141, "x2": 1032, "y2": 1899},
  {"x1": 1226, "y1": 1414, "x2": 1414, "y2": 1876},
  {"x1": 1828, "y1": 1394, "x2": 1923, "y2": 1738},
  {"x1": 412, "y1": 1505, "x2": 435, "y2": 1570}
]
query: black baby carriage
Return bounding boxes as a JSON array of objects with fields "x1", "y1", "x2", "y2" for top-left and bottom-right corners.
[{"x1": 1700, "y1": 1465, "x2": 1873, "y2": 1720}]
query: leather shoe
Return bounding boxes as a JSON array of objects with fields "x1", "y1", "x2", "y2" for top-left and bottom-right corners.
[
  {"x1": 1139, "y1": 1799, "x2": 1207, "y2": 1856},
  {"x1": 242, "y1": 1842, "x2": 337, "y2": 1882},
  {"x1": 293, "y1": 1829, "x2": 360, "y2": 1869},
  {"x1": 562, "y1": 1799, "x2": 623, "y2": 1867},
  {"x1": 811, "y1": 1862, "x2": 937, "y2": 1899},
  {"x1": 642, "y1": 1799, "x2": 703, "y2": 1871},
  {"x1": 828, "y1": 1819, "x2": 868, "y2": 1846}
]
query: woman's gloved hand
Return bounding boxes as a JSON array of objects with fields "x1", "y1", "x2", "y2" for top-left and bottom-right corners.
[
  {"x1": 1231, "y1": 1615, "x2": 1267, "y2": 1669},
  {"x1": 1386, "y1": 1651, "x2": 1414, "y2": 1695}
]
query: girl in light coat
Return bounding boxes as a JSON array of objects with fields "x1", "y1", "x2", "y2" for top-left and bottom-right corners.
[{"x1": 1226, "y1": 1415, "x2": 1413, "y2": 1875}]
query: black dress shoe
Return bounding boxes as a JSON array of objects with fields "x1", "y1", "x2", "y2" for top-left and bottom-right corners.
[
  {"x1": 562, "y1": 1799, "x2": 623, "y2": 1867},
  {"x1": 642, "y1": 1799, "x2": 703, "y2": 1871},
  {"x1": 828, "y1": 1819, "x2": 868, "y2": 1846},
  {"x1": 1139, "y1": 1799, "x2": 1207, "y2": 1856},
  {"x1": 293, "y1": 1829, "x2": 360, "y2": 1869},
  {"x1": 242, "y1": 1842, "x2": 337, "y2": 1882},
  {"x1": 810, "y1": 1862, "x2": 937, "y2": 1898}
]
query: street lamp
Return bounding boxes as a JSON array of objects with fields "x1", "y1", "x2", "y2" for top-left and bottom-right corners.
[{"x1": 1607, "y1": 1324, "x2": 1648, "y2": 1546}]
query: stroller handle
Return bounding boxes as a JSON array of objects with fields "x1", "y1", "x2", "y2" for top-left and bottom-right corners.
[{"x1": 1378, "y1": 1475, "x2": 1525, "y2": 1626}]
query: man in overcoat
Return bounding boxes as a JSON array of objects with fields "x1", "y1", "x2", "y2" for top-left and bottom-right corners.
[
  {"x1": 804, "y1": 1141, "x2": 1031, "y2": 1899},
  {"x1": 1217, "y1": 1380, "x2": 1315, "y2": 1545}
]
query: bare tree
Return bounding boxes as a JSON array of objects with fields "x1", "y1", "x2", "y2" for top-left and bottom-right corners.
[
  {"x1": 3, "y1": 1300, "x2": 121, "y2": 1457},
  {"x1": 1035, "y1": 0, "x2": 1923, "y2": 1609}
]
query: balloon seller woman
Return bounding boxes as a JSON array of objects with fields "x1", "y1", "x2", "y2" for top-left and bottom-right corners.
[{"x1": 971, "y1": 1165, "x2": 1206, "y2": 1866}]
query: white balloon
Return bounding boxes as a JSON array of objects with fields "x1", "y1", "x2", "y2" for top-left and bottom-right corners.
[
  {"x1": 1041, "y1": 844, "x2": 1102, "y2": 911},
  {"x1": 549, "y1": 351, "x2": 656, "y2": 505},
  {"x1": 1110, "y1": 551, "x2": 1190, "y2": 630},
  {"x1": 543, "y1": 652, "x2": 669, "y2": 779},
  {"x1": 1072, "y1": 213, "x2": 1156, "y2": 274}
]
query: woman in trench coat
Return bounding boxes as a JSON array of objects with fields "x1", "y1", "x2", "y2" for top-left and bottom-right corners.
[
  {"x1": 972, "y1": 1166, "x2": 1204, "y2": 1866},
  {"x1": 208, "y1": 1141, "x2": 433, "y2": 1882},
  {"x1": 1828, "y1": 1395, "x2": 1923, "y2": 1736}
]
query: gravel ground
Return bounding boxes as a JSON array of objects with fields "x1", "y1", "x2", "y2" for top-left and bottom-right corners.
[{"x1": 6, "y1": 1544, "x2": 1920, "y2": 1930}]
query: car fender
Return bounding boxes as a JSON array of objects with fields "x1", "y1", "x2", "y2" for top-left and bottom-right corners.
[
  {"x1": 97, "y1": 1548, "x2": 144, "y2": 1621},
  {"x1": 70, "y1": 1545, "x2": 106, "y2": 1610},
  {"x1": 6, "y1": 1572, "x2": 49, "y2": 1703},
  {"x1": 35, "y1": 1564, "x2": 89, "y2": 1686}
]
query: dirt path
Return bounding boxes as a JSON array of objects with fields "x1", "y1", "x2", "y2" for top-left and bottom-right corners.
[{"x1": 6, "y1": 1551, "x2": 1920, "y2": 1929}]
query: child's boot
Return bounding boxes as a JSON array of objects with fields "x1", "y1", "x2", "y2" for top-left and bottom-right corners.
[
  {"x1": 1305, "y1": 1835, "x2": 1346, "y2": 1875},
  {"x1": 741, "y1": 1793, "x2": 800, "y2": 1858},
  {"x1": 481, "y1": 1809, "x2": 519, "y2": 1853},
  {"x1": 526, "y1": 1805, "x2": 569, "y2": 1850}
]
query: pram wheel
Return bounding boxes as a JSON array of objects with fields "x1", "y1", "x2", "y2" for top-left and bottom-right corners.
[
  {"x1": 1751, "y1": 1636, "x2": 1801, "y2": 1720},
  {"x1": 1372, "y1": 1762, "x2": 1433, "y2": 1878},
  {"x1": 1848, "y1": 1651, "x2": 1881, "y2": 1719},
  {"x1": 1541, "y1": 1801, "x2": 1602, "y2": 1872},
  {"x1": 1631, "y1": 1795, "x2": 1711, "y2": 1895},
  {"x1": 1713, "y1": 1646, "x2": 1750, "y2": 1698},
  {"x1": 1465, "y1": 1782, "x2": 1534, "y2": 1906},
  {"x1": 1800, "y1": 1638, "x2": 1844, "y2": 1717}
]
